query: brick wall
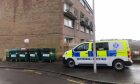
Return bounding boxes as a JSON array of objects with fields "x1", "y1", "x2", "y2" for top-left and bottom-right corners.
[{"x1": 0, "y1": 0, "x2": 63, "y2": 60}]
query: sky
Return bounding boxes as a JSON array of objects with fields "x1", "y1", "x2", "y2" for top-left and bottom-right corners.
[{"x1": 87, "y1": 0, "x2": 140, "y2": 40}]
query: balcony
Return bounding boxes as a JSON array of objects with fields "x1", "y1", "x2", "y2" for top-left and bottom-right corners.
[
  {"x1": 89, "y1": 22, "x2": 93, "y2": 31},
  {"x1": 85, "y1": 19, "x2": 89, "y2": 28},
  {"x1": 64, "y1": 8, "x2": 77, "y2": 20},
  {"x1": 80, "y1": 18, "x2": 86, "y2": 27},
  {"x1": 87, "y1": 22, "x2": 91, "y2": 29}
]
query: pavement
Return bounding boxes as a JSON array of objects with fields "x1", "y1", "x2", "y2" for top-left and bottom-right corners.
[{"x1": 0, "y1": 61, "x2": 140, "y2": 84}]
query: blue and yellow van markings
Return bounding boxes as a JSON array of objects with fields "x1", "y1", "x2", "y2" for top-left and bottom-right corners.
[
  {"x1": 72, "y1": 50, "x2": 80, "y2": 57},
  {"x1": 107, "y1": 50, "x2": 116, "y2": 57},
  {"x1": 77, "y1": 58, "x2": 106, "y2": 60},
  {"x1": 65, "y1": 40, "x2": 129, "y2": 58}
]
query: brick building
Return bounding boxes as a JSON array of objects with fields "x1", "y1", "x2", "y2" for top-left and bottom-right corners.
[{"x1": 0, "y1": 0, "x2": 94, "y2": 60}]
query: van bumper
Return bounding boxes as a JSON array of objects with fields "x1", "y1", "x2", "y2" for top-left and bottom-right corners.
[{"x1": 124, "y1": 61, "x2": 133, "y2": 66}]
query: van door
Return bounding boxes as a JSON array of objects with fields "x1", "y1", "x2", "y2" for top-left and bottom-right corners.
[
  {"x1": 73, "y1": 43, "x2": 90, "y2": 64},
  {"x1": 96, "y1": 42, "x2": 108, "y2": 64}
]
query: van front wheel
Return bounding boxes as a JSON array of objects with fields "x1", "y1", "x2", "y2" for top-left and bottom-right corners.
[
  {"x1": 67, "y1": 59, "x2": 75, "y2": 68},
  {"x1": 113, "y1": 60, "x2": 125, "y2": 71}
]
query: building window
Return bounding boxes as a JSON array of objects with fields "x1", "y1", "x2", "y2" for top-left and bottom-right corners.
[
  {"x1": 86, "y1": 29, "x2": 90, "y2": 34},
  {"x1": 85, "y1": 6, "x2": 90, "y2": 13},
  {"x1": 80, "y1": 12, "x2": 84, "y2": 19},
  {"x1": 64, "y1": 3, "x2": 70, "y2": 12},
  {"x1": 90, "y1": 31, "x2": 93, "y2": 35},
  {"x1": 64, "y1": 17, "x2": 73, "y2": 28},
  {"x1": 80, "y1": 26, "x2": 85, "y2": 32},
  {"x1": 80, "y1": 12, "x2": 86, "y2": 27},
  {"x1": 64, "y1": 37, "x2": 74, "y2": 43},
  {"x1": 80, "y1": 0, "x2": 85, "y2": 6}
]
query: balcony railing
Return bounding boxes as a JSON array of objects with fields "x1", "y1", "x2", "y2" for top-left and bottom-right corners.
[
  {"x1": 89, "y1": 22, "x2": 93, "y2": 31},
  {"x1": 80, "y1": 18, "x2": 93, "y2": 31},
  {"x1": 80, "y1": 18, "x2": 86, "y2": 27},
  {"x1": 85, "y1": 18, "x2": 89, "y2": 28},
  {"x1": 64, "y1": 8, "x2": 77, "y2": 20}
]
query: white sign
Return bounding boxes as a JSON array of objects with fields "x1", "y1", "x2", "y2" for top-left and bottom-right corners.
[
  {"x1": 30, "y1": 54, "x2": 35, "y2": 57},
  {"x1": 19, "y1": 54, "x2": 25, "y2": 57},
  {"x1": 43, "y1": 54, "x2": 49, "y2": 57},
  {"x1": 11, "y1": 54, "x2": 16, "y2": 57},
  {"x1": 24, "y1": 39, "x2": 29, "y2": 44}
]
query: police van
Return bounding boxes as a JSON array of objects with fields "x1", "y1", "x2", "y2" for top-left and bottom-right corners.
[{"x1": 62, "y1": 40, "x2": 133, "y2": 71}]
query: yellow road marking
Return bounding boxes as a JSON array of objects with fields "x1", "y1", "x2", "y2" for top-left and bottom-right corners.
[
  {"x1": 23, "y1": 69, "x2": 34, "y2": 72},
  {"x1": 34, "y1": 71, "x2": 42, "y2": 75},
  {"x1": 23, "y1": 69, "x2": 42, "y2": 75},
  {"x1": 67, "y1": 79, "x2": 84, "y2": 84}
]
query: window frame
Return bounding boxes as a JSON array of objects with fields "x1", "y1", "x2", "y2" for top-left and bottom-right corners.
[
  {"x1": 64, "y1": 37, "x2": 74, "y2": 43},
  {"x1": 64, "y1": 3, "x2": 70, "y2": 12},
  {"x1": 80, "y1": 26, "x2": 85, "y2": 32},
  {"x1": 64, "y1": 17, "x2": 74, "y2": 28},
  {"x1": 86, "y1": 28, "x2": 90, "y2": 34},
  {"x1": 80, "y1": 0, "x2": 85, "y2": 6},
  {"x1": 96, "y1": 42, "x2": 109, "y2": 51}
]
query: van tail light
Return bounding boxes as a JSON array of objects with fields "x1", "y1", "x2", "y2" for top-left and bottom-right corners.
[{"x1": 128, "y1": 49, "x2": 131, "y2": 59}]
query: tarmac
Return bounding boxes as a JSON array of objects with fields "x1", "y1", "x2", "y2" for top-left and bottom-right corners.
[{"x1": 0, "y1": 61, "x2": 140, "y2": 84}]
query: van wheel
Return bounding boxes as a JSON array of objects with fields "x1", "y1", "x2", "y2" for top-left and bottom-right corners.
[
  {"x1": 113, "y1": 60, "x2": 125, "y2": 71},
  {"x1": 67, "y1": 59, "x2": 75, "y2": 68}
]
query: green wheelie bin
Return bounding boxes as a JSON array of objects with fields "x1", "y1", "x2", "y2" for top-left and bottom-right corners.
[
  {"x1": 9, "y1": 49, "x2": 20, "y2": 62},
  {"x1": 29, "y1": 48, "x2": 39, "y2": 62},
  {"x1": 41, "y1": 48, "x2": 50, "y2": 62},
  {"x1": 18, "y1": 49, "x2": 29, "y2": 62},
  {"x1": 41, "y1": 48, "x2": 56, "y2": 62}
]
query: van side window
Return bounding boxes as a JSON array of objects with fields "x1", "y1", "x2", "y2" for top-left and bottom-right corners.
[
  {"x1": 74, "y1": 43, "x2": 89, "y2": 51},
  {"x1": 96, "y1": 42, "x2": 109, "y2": 50}
]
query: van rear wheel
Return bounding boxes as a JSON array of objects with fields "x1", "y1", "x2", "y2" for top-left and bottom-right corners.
[
  {"x1": 113, "y1": 60, "x2": 125, "y2": 71},
  {"x1": 67, "y1": 59, "x2": 75, "y2": 68}
]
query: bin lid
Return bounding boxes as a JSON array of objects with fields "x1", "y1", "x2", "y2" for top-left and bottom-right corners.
[{"x1": 9, "y1": 48, "x2": 20, "y2": 53}]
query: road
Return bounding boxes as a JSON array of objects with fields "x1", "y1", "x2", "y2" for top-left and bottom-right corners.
[
  {"x1": 0, "y1": 62, "x2": 140, "y2": 84},
  {"x1": 0, "y1": 68, "x2": 89, "y2": 84}
]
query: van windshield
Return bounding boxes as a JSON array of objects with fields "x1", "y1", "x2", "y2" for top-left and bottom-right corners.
[{"x1": 74, "y1": 43, "x2": 89, "y2": 51}]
